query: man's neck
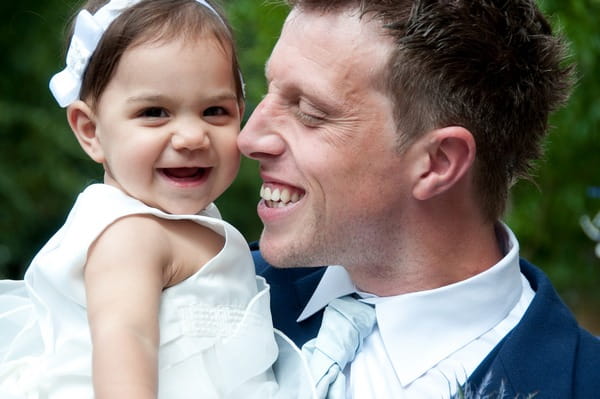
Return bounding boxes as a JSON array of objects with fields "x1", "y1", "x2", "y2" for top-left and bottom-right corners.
[{"x1": 346, "y1": 219, "x2": 503, "y2": 296}]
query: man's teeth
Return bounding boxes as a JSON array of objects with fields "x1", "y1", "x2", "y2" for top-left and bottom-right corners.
[{"x1": 260, "y1": 185, "x2": 302, "y2": 208}]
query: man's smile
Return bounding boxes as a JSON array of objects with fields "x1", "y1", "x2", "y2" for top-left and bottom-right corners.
[{"x1": 260, "y1": 183, "x2": 305, "y2": 208}]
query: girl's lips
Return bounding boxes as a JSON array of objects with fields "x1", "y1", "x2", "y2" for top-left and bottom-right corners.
[{"x1": 159, "y1": 167, "x2": 211, "y2": 185}]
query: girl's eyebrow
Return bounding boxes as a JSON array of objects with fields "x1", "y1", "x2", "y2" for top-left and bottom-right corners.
[
  {"x1": 126, "y1": 93, "x2": 238, "y2": 104},
  {"x1": 210, "y1": 93, "x2": 239, "y2": 102},
  {"x1": 126, "y1": 94, "x2": 166, "y2": 104}
]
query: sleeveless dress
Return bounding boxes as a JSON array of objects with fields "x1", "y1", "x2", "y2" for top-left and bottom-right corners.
[{"x1": 0, "y1": 184, "x2": 315, "y2": 398}]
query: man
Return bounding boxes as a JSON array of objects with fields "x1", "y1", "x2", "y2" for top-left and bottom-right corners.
[{"x1": 238, "y1": 0, "x2": 600, "y2": 397}]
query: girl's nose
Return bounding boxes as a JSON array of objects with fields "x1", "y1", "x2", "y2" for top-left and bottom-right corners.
[{"x1": 171, "y1": 121, "x2": 210, "y2": 151}]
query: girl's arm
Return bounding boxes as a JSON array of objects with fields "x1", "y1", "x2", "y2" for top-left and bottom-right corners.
[{"x1": 84, "y1": 215, "x2": 170, "y2": 399}]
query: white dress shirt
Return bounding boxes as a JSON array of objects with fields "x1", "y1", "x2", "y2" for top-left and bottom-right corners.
[{"x1": 298, "y1": 224, "x2": 535, "y2": 398}]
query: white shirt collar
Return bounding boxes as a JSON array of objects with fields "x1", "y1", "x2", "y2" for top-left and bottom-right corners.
[
  {"x1": 298, "y1": 223, "x2": 523, "y2": 386},
  {"x1": 297, "y1": 264, "x2": 356, "y2": 322}
]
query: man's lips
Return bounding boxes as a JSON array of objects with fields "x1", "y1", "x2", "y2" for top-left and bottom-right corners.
[{"x1": 260, "y1": 183, "x2": 305, "y2": 208}]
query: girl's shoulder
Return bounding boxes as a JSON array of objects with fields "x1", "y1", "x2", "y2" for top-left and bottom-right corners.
[{"x1": 76, "y1": 183, "x2": 227, "y2": 286}]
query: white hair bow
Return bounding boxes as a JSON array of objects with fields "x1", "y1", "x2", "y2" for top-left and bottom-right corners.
[{"x1": 49, "y1": 0, "x2": 224, "y2": 108}]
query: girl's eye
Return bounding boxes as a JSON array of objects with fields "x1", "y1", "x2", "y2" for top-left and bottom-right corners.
[
  {"x1": 203, "y1": 106, "x2": 227, "y2": 117},
  {"x1": 140, "y1": 107, "x2": 168, "y2": 118}
]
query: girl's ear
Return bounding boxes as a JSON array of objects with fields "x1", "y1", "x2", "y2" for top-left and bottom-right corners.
[
  {"x1": 412, "y1": 126, "x2": 476, "y2": 201},
  {"x1": 237, "y1": 99, "x2": 246, "y2": 123},
  {"x1": 67, "y1": 100, "x2": 105, "y2": 164}
]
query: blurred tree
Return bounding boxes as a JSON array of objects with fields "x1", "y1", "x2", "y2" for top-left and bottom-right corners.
[
  {"x1": 0, "y1": 0, "x2": 101, "y2": 279},
  {"x1": 0, "y1": 0, "x2": 598, "y2": 332},
  {"x1": 507, "y1": 0, "x2": 600, "y2": 329}
]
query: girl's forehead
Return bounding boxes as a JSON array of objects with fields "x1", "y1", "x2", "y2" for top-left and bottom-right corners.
[
  {"x1": 106, "y1": 35, "x2": 236, "y2": 93},
  {"x1": 124, "y1": 33, "x2": 232, "y2": 64}
]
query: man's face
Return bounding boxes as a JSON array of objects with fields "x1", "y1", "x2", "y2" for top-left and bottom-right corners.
[{"x1": 238, "y1": 9, "x2": 416, "y2": 269}]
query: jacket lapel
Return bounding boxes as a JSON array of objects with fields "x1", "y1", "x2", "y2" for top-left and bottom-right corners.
[
  {"x1": 466, "y1": 260, "x2": 578, "y2": 398},
  {"x1": 251, "y1": 242, "x2": 326, "y2": 346}
]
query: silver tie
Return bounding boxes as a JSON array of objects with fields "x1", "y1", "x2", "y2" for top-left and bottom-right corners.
[{"x1": 302, "y1": 295, "x2": 376, "y2": 398}]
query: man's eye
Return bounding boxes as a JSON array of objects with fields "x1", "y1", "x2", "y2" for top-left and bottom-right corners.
[
  {"x1": 140, "y1": 107, "x2": 168, "y2": 118},
  {"x1": 296, "y1": 110, "x2": 326, "y2": 127},
  {"x1": 296, "y1": 99, "x2": 327, "y2": 127},
  {"x1": 204, "y1": 106, "x2": 227, "y2": 117}
]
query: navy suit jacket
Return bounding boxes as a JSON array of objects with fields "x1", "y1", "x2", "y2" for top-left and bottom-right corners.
[{"x1": 252, "y1": 244, "x2": 600, "y2": 397}]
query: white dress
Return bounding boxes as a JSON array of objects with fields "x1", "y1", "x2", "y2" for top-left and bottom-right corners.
[{"x1": 0, "y1": 184, "x2": 315, "y2": 399}]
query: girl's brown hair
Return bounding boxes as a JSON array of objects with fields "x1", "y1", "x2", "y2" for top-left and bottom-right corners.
[{"x1": 69, "y1": 0, "x2": 243, "y2": 109}]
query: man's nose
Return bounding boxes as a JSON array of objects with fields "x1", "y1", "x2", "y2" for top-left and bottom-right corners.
[{"x1": 238, "y1": 96, "x2": 286, "y2": 160}]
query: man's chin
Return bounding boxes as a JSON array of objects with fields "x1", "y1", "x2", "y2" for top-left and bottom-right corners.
[{"x1": 259, "y1": 235, "x2": 323, "y2": 269}]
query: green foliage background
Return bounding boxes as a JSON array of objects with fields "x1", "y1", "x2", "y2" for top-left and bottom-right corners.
[{"x1": 1, "y1": 0, "x2": 599, "y2": 331}]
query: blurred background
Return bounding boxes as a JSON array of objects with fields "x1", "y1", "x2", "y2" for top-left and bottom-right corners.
[{"x1": 1, "y1": 0, "x2": 599, "y2": 332}]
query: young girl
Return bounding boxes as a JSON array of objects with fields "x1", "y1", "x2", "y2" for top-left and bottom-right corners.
[{"x1": 0, "y1": 0, "x2": 314, "y2": 398}]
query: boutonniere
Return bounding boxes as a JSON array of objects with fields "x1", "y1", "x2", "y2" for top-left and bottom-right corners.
[{"x1": 453, "y1": 372, "x2": 538, "y2": 399}]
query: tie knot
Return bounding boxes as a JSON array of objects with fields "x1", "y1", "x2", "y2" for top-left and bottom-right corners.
[
  {"x1": 313, "y1": 295, "x2": 376, "y2": 369},
  {"x1": 302, "y1": 295, "x2": 376, "y2": 398}
]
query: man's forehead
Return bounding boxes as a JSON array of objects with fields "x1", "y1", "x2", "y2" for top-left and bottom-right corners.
[
  {"x1": 262, "y1": 10, "x2": 395, "y2": 119},
  {"x1": 267, "y1": 8, "x2": 390, "y2": 73},
  {"x1": 283, "y1": 6, "x2": 370, "y2": 36}
]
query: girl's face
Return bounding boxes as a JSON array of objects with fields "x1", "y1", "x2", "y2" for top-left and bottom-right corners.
[{"x1": 76, "y1": 35, "x2": 242, "y2": 215}]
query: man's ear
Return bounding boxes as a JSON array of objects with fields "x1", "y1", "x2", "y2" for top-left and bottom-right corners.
[
  {"x1": 412, "y1": 126, "x2": 476, "y2": 200},
  {"x1": 67, "y1": 100, "x2": 105, "y2": 164}
]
